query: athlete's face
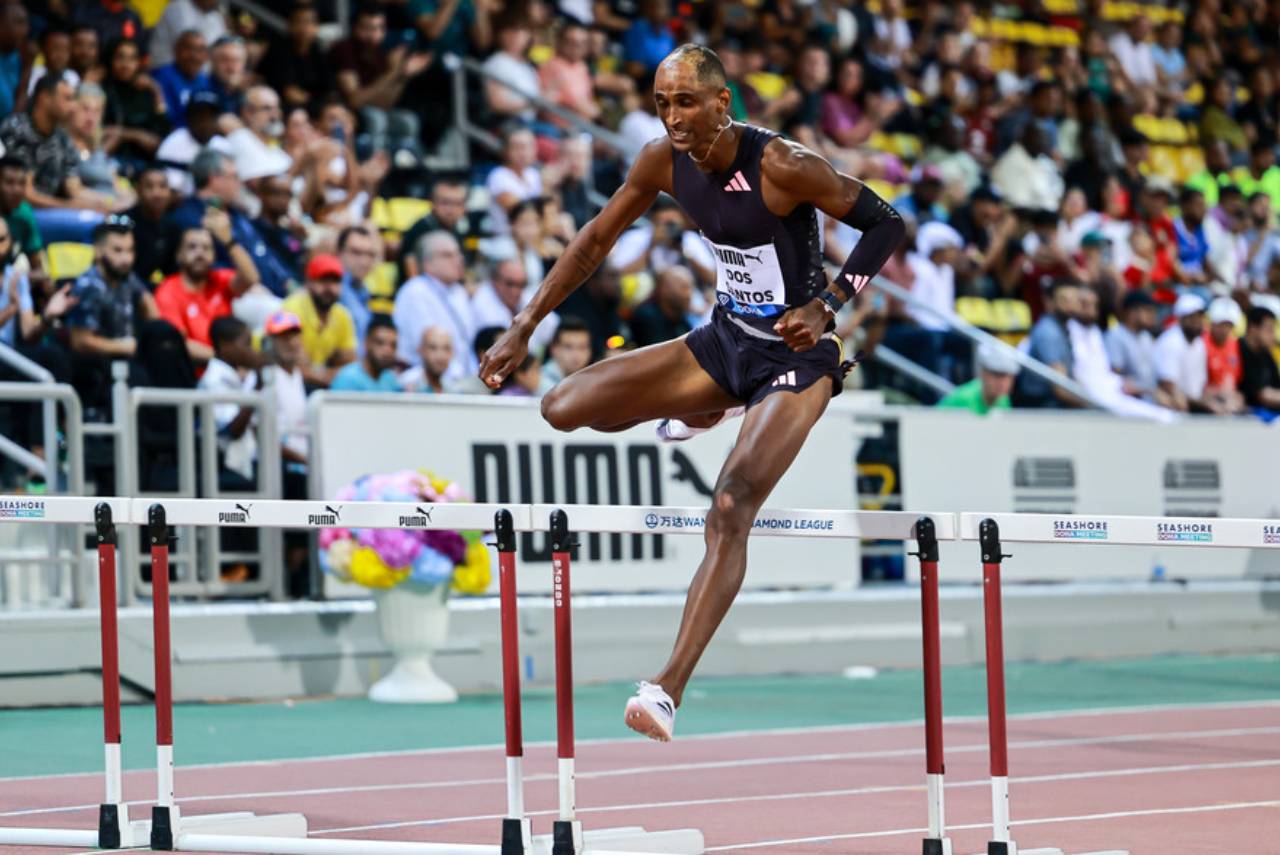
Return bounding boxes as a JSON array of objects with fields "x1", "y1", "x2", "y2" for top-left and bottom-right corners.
[{"x1": 653, "y1": 61, "x2": 730, "y2": 156}]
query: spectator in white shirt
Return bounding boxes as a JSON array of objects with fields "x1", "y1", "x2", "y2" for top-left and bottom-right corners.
[
  {"x1": 1153, "y1": 292, "x2": 1208, "y2": 413},
  {"x1": 991, "y1": 124, "x2": 1065, "y2": 213},
  {"x1": 1069, "y1": 286, "x2": 1176, "y2": 422},
  {"x1": 485, "y1": 126, "x2": 543, "y2": 235},
  {"x1": 609, "y1": 195, "x2": 717, "y2": 290},
  {"x1": 482, "y1": 18, "x2": 541, "y2": 124},
  {"x1": 471, "y1": 255, "x2": 558, "y2": 354},
  {"x1": 197, "y1": 315, "x2": 260, "y2": 484},
  {"x1": 393, "y1": 230, "x2": 477, "y2": 384},
  {"x1": 149, "y1": 0, "x2": 227, "y2": 69},
  {"x1": 1109, "y1": 16, "x2": 1157, "y2": 90},
  {"x1": 261, "y1": 309, "x2": 310, "y2": 464},
  {"x1": 906, "y1": 221, "x2": 962, "y2": 332}
]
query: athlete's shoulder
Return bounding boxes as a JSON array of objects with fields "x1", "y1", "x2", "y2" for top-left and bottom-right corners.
[
  {"x1": 759, "y1": 136, "x2": 843, "y2": 194},
  {"x1": 626, "y1": 136, "x2": 676, "y2": 194}
]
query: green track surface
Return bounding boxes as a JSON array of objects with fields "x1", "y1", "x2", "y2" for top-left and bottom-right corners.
[{"x1": 2, "y1": 654, "x2": 1277, "y2": 779}]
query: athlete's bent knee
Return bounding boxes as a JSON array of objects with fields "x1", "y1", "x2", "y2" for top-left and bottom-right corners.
[
  {"x1": 707, "y1": 476, "x2": 757, "y2": 541},
  {"x1": 541, "y1": 383, "x2": 587, "y2": 432}
]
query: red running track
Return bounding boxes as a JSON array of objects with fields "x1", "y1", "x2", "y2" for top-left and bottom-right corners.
[{"x1": 1, "y1": 701, "x2": 1277, "y2": 854}]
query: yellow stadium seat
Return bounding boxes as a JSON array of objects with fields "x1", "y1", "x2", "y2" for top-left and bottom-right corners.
[
  {"x1": 365, "y1": 261, "x2": 399, "y2": 301},
  {"x1": 1132, "y1": 114, "x2": 1164, "y2": 142},
  {"x1": 990, "y1": 299, "x2": 1033, "y2": 334},
  {"x1": 864, "y1": 179, "x2": 899, "y2": 203},
  {"x1": 744, "y1": 71, "x2": 788, "y2": 102},
  {"x1": 46, "y1": 242, "x2": 94, "y2": 281},
  {"x1": 387, "y1": 198, "x2": 432, "y2": 234},
  {"x1": 528, "y1": 44, "x2": 554, "y2": 66},
  {"x1": 955, "y1": 296, "x2": 996, "y2": 329},
  {"x1": 370, "y1": 197, "x2": 393, "y2": 231},
  {"x1": 1177, "y1": 147, "x2": 1205, "y2": 182},
  {"x1": 1147, "y1": 145, "x2": 1178, "y2": 179}
]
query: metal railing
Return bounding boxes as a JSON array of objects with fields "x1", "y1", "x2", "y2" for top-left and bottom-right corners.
[
  {"x1": 124, "y1": 386, "x2": 285, "y2": 602},
  {"x1": 444, "y1": 53, "x2": 627, "y2": 211},
  {"x1": 866, "y1": 276, "x2": 1107, "y2": 409},
  {"x1": 0, "y1": 379, "x2": 87, "y2": 606}
]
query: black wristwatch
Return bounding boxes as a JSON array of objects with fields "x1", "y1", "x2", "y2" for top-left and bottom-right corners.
[{"x1": 818, "y1": 290, "x2": 844, "y2": 318}]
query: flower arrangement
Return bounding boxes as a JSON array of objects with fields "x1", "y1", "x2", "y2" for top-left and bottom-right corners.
[{"x1": 318, "y1": 470, "x2": 491, "y2": 594}]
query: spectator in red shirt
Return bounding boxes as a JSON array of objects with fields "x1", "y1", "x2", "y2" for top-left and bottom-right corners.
[
  {"x1": 1135, "y1": 176, "x2": 1180, "y2": 301},
  {"x1": 154, "y1": 209, "x2": 259, "y2": 362},
  {"x1": 1203, "y1": 296, "x2": 1246, "y2": 414}
]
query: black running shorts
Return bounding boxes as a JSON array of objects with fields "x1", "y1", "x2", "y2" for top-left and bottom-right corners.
[{"x1": 685, "y1": 307, "x2": 848, "y2": 408}]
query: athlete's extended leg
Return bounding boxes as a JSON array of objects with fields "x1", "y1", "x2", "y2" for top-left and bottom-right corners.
[
  {"x1": 542, "y1": 337, "x2": 740, "y2": 431},
  {"x1": 625, "y1": 379, "x2": 833, "y2": 739}
]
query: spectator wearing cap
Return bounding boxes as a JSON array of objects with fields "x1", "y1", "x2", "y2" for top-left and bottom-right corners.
[
  {"x1": 65, "y1": 216, "x2": 160, "y2": 407},
  {"x1": 154, "y1": 214, "x2": 259, "y2": 363},
  {"x1": 1240, "y1": 306, "x2": 1280, "y2": 420},
  {"x1": 151, "y1": 30, "x2": 212, "y2": 127},
  {"x1": 281, "y1": 254, "x2": 357, "y2": 388},
  {"x1": 991, "y1": 123, "x2": 1064, "y2": 213},
  {"x1": 894, "y1": 164, "x2": 948, "y2": 226},
  {"x1": 1202, "y1": 297, "x2": 1246, "y2": 414},
  {"x1": 1106, "y1": 289, "x2": 1168, "y2": 405},
  {"x1": 0, "y1": 75, "x2": 119, "y2": 243},
  {"x1": 936, "y1": 344, "x2": 1017, "y2": 414},
  {"x1": 261, "y1": 309, "x2": 310, "y2": 484},
  {"x1": 1153, "y1": 293, "x2": 1209, "y2": 413},
  {"x1": 155, "y1": 91, "x2": 228, "y2": 195},
  {"x1": 395, "y1": 231, "x2": 477, "y2": 383},
  {"x1": 331, "y1": 315, "x2": 402, "y2": 393},
  {"x1": 150, "y1": 0, "x2": 226, "y2": 69},
  {"x1": 1014, "y1": 280, "x2": 1083, "y2": 408},
  {"x1": 165, "y1": 148, "x2": 294, "y2": 298}
]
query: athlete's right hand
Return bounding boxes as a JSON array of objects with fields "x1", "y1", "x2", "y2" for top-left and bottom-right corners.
[{"x1": 479, "y1": 322, "x2": 531, "y2": 390}]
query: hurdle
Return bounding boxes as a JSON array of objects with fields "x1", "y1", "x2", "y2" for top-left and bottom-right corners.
[{"x1": 0, "y1": 497, "x2": 308, "y2": 850}]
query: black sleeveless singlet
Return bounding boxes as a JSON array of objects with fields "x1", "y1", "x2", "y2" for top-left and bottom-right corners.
[{"x1": 670, "y1": 124, "x2": 825, "y2": 335}]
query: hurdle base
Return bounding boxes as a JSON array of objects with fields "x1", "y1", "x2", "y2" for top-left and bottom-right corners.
[
  {"x1": 982, "y1": 845, "x2": 1066, "y2": 855},
  {"x1": 533, "y1": 826, "x2": 704, "y2": 854},
  {"x1": 502, "y1": 817, "x2": 533, "y2": 854},
  {"x1": 150, "y1": 805, "x2": 309, "y2": 850},
  {"x1": 923, "y1": 837, "x2": 954, "y2": 855}
]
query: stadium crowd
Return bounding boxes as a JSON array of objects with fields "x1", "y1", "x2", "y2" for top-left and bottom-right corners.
[{"x1": 2, "y1": 0, "x2": 1280, "y2": 499}]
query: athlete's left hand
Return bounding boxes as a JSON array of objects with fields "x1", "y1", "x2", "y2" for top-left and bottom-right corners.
[{"x1": 774, "y1": 300, "x2": 828, "y2": 352}]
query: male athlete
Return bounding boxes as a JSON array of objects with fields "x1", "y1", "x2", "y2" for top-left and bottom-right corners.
[{"x1": 480, "y1": 45, "x2": 904, "y2": 742}]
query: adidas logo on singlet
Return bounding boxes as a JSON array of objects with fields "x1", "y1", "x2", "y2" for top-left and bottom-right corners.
[{"x1": 724, "y1": 170, "x2": 752, "y2": 192}]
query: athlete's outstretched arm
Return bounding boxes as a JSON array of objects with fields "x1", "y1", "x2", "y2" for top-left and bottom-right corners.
[
  {"x1": 762, "y1": 142, "x2": 905, "y2": 351},
  {"x1": 479, "y1": 141, "x2": 670, "y2": 388}
]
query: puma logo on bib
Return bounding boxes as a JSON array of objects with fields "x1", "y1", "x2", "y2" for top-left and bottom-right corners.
[{"x1": 705, "y1": 238, "x2": 787, "y2": 318}]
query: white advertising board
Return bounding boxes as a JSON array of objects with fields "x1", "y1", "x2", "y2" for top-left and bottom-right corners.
[
  {"x1": 899, "y1": 409, "x2": 1280, "y2": 581},
  {"x1": 310, "y1": 394, "x2": 864, "y2": 595}
]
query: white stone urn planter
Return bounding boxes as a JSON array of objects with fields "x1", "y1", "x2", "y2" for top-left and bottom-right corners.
[{"x1": 368, "y1": 581, "x2": 458, "y2": 703}]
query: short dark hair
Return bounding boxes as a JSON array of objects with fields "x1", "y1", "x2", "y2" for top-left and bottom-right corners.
[
  {"x1": 551, "y1": 315, "x2": 590, "y2": 346},
  {"x1": 337, "y1": 224, "x2": 373, "y2": 251},
  {"x1": 31, "y1": 72, "x2": 69, "y2": 106},
  {"x1": 0, "y1": 155, "x2": 27, "y2": 174},
  {"x1": 1178, "y1": 186, "x2": 1204, "y2": 205},
  {"x1": 665, "y1": 44, "x2": 727, "y2": 90},
  {"x1": 1251, "y1": 139, "x2": 1275, "y2": 157},
  {"x1": 431, "y1": 174, "x2": 469, "y2": 195},
  {"x1": 472, "y1": 325, "x2": 505, "y2": 359},
  {"x1": 366, "y1": 313, "x2": 396, "y2": 337},
  {"x1": 137, "y1": 161, "x2": 167, "y2": 181},
  {"x1": 210, "y1": 315, "x2": 248, "y2": 348},
  {"x1": 354, "y1": 6, "x2": 385, "y2": 22},
  {"x1": 1246, "y1": 305, "x2": 1276, "y2": 328}
]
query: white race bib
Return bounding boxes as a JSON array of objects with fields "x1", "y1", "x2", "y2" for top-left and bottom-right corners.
[{"x1": 705, "y1": 238, "x2": 787, "y2": 318}]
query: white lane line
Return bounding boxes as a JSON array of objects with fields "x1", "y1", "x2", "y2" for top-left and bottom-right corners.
[
  {"x1": 703, "y1": 800, "x2": 1280, "y2": 850},
  {"x1": 5, "y1": 726, "x2": 1278, "y2": 821},
  {"x1": 2, "y1": 697, "x2": 1276, "y2": 784},
  {"x1": 305, "y1": 758, "x2": 1280, "y2": 836}
]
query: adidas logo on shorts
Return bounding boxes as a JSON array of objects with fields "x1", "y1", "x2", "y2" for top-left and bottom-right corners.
[{"x1": 771, "y1": 370, "x2": 797, "y2": 387}]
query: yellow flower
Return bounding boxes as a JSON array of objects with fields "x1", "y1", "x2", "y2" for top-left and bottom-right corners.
[
  {"x1": 350, "y1": 546, "x2": 410, "y2": 589},
  {"x1": 451, "y1": 541, "x2": 492, "y2": 594}
]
